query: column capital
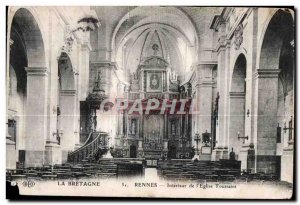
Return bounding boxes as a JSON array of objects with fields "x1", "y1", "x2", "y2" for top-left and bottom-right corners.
[
  {"x1": 195, "y1": 80, "x2": 214, "y2": 88},
  {"x1": 80, "y1": 40, "x2": 92, "y2": 51},
  {"x1": 215, "y1": 35, "x2": 228, "y2": 54},
  {"x1": 254, "y1": 69, "x2": 281, "y2": 79},
  {"x1": 60, "y1": 89, "x2": 76, "y2": 96},
  {"x1": 229, "y1": 92, "x2": 245, "y2": 98},
  {"x1": 25, "y1": 67, "x2": 48, "y2": 76},
  {"x1": 197, "y1": 61, "x2": 218, "y2": 67}
]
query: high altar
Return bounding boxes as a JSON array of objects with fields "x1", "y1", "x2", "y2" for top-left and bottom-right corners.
[{"x1": 114, "y1": 48, "x2": 193, "y2": 160}]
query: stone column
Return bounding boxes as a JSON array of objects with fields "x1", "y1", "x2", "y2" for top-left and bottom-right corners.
[
  {"x1": 195, "y1": 63, "x2": 214, "y2": 160},
  {"x1": 74, "y1": 71, "x2": 81, "y2": 149},
  {"x1": 60, "y1": 90, "x2": 77, "y2": 163},
  {"x1": 228, "y1": 92, "x2": 245, "y2": 159},
  {"x1": 196, "y1": 63, "x2": 214, "y2": 135},
  {"x1": 45, "y1": 59, "x2": 61, "y2": 166},
  {"x1": 212, "y1": 35, "x2": 228, "y2": 160},
  {"x1": 253, "y1": 69, "x2": 280, "y2": 173},
  {"x1": 79, "y1": 42, "x2": 91, "y2": 100},
  {"x1": 6, "y1": 121, "x2": 16, "y2": 169},
  {"x1": 281, "y1": 142, "x2": 294, "y2": 183},
  {"x1": 281, "y1": 102, "x2": 294, "y2": 182},
  {"x1": 137, "y1": 114, "x2": 144, "y2": 158},
  {"x1": 25, "y1": 67, "x2": 48, "y2": 167}
]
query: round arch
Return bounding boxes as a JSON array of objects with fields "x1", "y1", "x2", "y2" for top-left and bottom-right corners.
[
  {"x1": 7, "y1": 7, "x2": 47, "y2": 163},
  {"x1": 254, "y1": 8, "x2": 294, "y2": 175},
  {"x1": 57, "y1": 52, "x2": 77, "y2": 160},
  {"x1": 228, "y1": 53, "x2": 247, "y2": 159},
  {"x1": 258, "y1": 9, "x2": 294, "y2": 71},
  {"x1": 8, "y1": 7, "x2": 47, "y2": 68},
  {"x1": 111, "y1": 6, "x2": 199, "y2": 63},
  {"x1": 58, "y1": 52, "x2": 75, "y2": 91},
  {"x1": 230, "y1": 54, "x2": 247, "y2": 93}
]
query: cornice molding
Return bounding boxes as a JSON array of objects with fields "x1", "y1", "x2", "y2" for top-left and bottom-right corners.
[
  {"x1": 254, "y1": 69, "x2": 281, "y2": 79},
  {"x1": 229, "y1": 92, "x2": 246, "y2": 98},
  {"x1": 25, "y1": 67, "x2": 48, "y2": 76},
  {"x1": 60, "y1": 89, "x2": 77, "y2": 96}
]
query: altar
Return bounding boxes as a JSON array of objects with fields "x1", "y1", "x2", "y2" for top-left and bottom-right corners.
[{"x1": 114, "y1": 51, "x2": 193, "y2": 160}]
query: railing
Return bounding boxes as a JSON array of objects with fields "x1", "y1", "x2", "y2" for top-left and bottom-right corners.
[{"x1": 68, "y1": 131, "x2": 109, "y2": 163}]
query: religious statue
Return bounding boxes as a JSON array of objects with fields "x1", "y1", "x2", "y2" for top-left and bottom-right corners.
[
  {"x1": 229, "y1": 148, "x2": 236, "y2": 161},
  {"x1": 171, "y1": 71, "x2": 177, "y2": 81},
  {"x1": 98, "y1": 70, "x2": 102, "y2": 82},
  {"x1": 133, "y1": 72, "x2": 137, "y2": 80},
  {"x1": 152, "y1": 43, "x2": 159, "y2": 55},
  {"x1": 131, "y1": 119, "x2": 136, "y2": 135},
  {"x1": 171, "y1": 121, "x2": 176, "y2": 135},
  {"x1": 93, "y1": 115, "x2": 97, "y2": 131}
]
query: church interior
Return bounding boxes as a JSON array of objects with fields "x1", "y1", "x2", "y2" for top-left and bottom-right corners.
[{"x1": 6, "y1": 6, "x2": 295, "y2": 185}]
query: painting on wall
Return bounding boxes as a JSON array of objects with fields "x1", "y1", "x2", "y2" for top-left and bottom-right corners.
[{"x1": 147, "y1": 72, "x2": 162, "y2": 92}]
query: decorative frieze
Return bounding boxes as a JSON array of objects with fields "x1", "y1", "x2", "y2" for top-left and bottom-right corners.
[
  {"x1": 61, "y1": 26, "x2": 75, "y2": 55},
  {"x1": 234, "y1": 23, "x2": 243, "y2": 50}
]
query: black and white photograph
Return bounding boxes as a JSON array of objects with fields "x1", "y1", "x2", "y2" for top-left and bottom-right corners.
[{"x1": 5, "y1": 5, "x2": 296, "y2": 199}]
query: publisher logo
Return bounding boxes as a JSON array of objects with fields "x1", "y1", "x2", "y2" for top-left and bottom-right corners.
[{"x1": 22, "y1": 180, "x2": 35, "y2": 188}]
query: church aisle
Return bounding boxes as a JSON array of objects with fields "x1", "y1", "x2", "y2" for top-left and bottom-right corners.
[{"x1": 144, "y1": 168, "x2": 159, "y2": 180}]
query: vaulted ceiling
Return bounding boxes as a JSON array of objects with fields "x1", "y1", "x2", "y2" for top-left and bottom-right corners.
[
  {"x1": 112, "y1": 7, "x2": 198, "y2": 77},
  {"x1": 91, "y1": 6, "x2": 222, "y2": 83}
]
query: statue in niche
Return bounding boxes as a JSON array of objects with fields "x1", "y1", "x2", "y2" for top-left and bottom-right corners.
[
  {"x1": 229, "y1": 148, "x2": 236, "y2": 161},
  {"x1": 152, "y1": 44, "x2": 159, "y2": 55},
  {"x1": 131, "y1": 119, "x2": 137, "y2": 135},
  {"x1": 170, "y1": 71, "x2": 177, "y2": 81},
  {"x1": 130, "y1": 72, "x2": 139, "y2": 87},
  {"x1": 171, "y1": 121, "x2": 176, "y2": 135},
  {"x1": 133, "y1": 72, "x2": 138, "y2": 80},
  {"x1": 98, "y1": 70, "x2": 102, "y2": 81}
]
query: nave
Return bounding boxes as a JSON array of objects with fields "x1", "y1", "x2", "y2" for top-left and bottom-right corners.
[{"x1": 6, "y1": 7, "x2": 295, "y2": 191}]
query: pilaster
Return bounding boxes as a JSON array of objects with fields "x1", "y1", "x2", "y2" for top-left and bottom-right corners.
[
  {"x1": 253, "y1": 69, "x2": 281, "y2": 173},
  {"x1": 25, "y1": 67, "x2": 49, "y2": 167},
  {"x1": 59, "y1": 89, "x2": 77, "y2": 163},
  {"x1": 228, "y1": 92, "x2": 246, "y2": 159}
]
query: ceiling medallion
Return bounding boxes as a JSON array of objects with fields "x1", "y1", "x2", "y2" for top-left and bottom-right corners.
[{"x1": 234, "y1": 23, "x2": 243, "y2": 50}]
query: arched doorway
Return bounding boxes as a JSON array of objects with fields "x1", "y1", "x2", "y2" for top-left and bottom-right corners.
[
  {"x1": 228, "y1": 54, "x2": 246, "y2": 159},
  {"x1": 58, "y1": 52, "x2": 77, "y2": 162},
  {"x1": 8, "y1": 8, "x2": 46, "y2": 168},
  {"x1": 256, "y1": 9, "x2": 294, "y2": 175}
]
